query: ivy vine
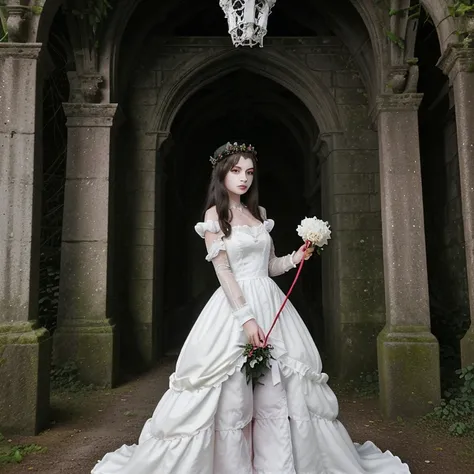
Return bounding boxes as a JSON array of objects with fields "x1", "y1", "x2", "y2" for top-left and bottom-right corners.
[
  {"x1": 449, "y1": 0, "x2": 474, "y2": 18},
  {"x1": 389, "y1": 3, "x2": 421, "y2": 21},
  {"x1": 383, "y1": 1, "x2": 422, "y2": 52},
  {"x1": 449, "y1": 0, "x2": 474, "y2": 48},
  {"x1": 383, "y1": 0, "x2": 474, "y2": 52}
]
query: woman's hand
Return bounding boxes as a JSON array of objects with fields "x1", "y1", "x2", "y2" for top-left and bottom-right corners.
[
  {"x1": 293, "y1": 243, "x2": 315, "y2": 265},
  {"x1": 243, "y1": 319, "x2": 266, "y2": 347}
]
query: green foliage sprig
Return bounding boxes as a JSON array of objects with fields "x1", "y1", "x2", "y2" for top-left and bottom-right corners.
[
  {"x1": 449, "y1": 0, "x2": 474, "y2": 18},
  {"x1": 448, "y1": 0, "x2": 474, "y2": 48},
  {"x1": 426, "y1": 364, "x2": 474, "y2": 436},
  {"x1": 384, "y1": 2, "x2": 422, "y2": 52},
  {"x1": 240, "y1": 343, "x2": 274, "y2": 387},
  {"x1": 389, "y1": 3, "x2": 422, "y2": 21},
  {"x1": 0, "y1": 433, "x2": 46, "y2": 465}
]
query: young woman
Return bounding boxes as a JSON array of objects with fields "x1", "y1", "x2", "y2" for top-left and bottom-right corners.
[{"x1": 92, "y1": 142, "x2": 411, "y2": 473}]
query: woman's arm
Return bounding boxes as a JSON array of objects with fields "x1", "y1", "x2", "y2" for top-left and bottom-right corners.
[{"x1": 203, "y1": 208, "x2": 265, "y2": 346}]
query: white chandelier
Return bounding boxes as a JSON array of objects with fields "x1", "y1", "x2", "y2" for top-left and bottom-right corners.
[{"x1": 219, "y1": 0, "x2": 277, "y2": 48}]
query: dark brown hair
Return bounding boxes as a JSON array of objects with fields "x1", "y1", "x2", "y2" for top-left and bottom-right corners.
[{"x1": 203, "y1": 152, "x2": 262, "y2": 237}]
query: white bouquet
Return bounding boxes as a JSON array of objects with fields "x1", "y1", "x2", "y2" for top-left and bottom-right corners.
[{"x1": 296, "y1": 217, "x2": 331, "y2": 252}]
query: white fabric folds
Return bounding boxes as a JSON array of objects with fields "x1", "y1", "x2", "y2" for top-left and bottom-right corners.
[{"x1": 92, "y1": 214, "x2": 411, "y2": 474}]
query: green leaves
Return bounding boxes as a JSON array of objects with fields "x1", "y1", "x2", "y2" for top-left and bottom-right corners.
[
  {"x1": 240, "y1": 343, "x2": 274, "y2": 387},
  {"x1": 386, "y1": 30, "x2": 405, "y2": 50},
  {"x1": 427, "y1": 364, "x2": 474, "y2": 436},
  {"x1": 0, "y1": 440, "x2": 46, "y2": 465},
  {"x1": 388, "y1": 4, "x2": 421, "y2": 20},
  {"x1": 449, "y1": 1, "x2": 474, "y2": 18},
  {"x1": 385, "y1": 2, "x2": 423, "y2": 51}
]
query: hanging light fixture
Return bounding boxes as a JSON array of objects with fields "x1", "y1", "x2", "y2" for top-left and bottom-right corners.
[{"x1": 219, "y1": 0, "x2": 277, "y2": 48}]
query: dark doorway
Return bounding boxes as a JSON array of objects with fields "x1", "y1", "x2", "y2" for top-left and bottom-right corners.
[{"x1": 158, "y1": 69, "x2": 324, "y2": 354}]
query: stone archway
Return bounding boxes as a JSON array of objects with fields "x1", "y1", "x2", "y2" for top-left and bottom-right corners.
[
  {"x1": 151, "y1": 45, "x2": 342, "y2": 136},
  {"x1": 159, "y1": 69, "x2": 321, "y2": 354},
  {"x1": 117, "y1": 33, "x2": 384, "y2": 381},
  {"x1": 3, "y1": 0, "x2": 473, "y2": 435}
]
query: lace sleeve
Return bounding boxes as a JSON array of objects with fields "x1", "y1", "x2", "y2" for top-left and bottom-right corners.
[
  {"x1": 196, "y1": 210, "x2": 255, "y2": 327},
  {"x1": 259, "y1": 206, "x2": 296, "y2": 277},
  {"x1": 268, "y1": 239, "x2": 296, "y2": 276}
]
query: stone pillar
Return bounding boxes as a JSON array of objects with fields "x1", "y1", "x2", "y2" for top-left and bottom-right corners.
[
  {"x1": 375, "y1": 93, "x2": 440, "y2": 418},
  {"x1": 127, "y1": 131, "x2": 169, "y2": 366},
  {"x1": 0, "y1": 43, "x2": 51, "y2": 434},
  {"x1": 319, "y1": 132, "x2": 385, "y2": 381},
  {"x1": 439, "y1": 45, "x2": 474, "y2": 367},
  {"x1": 53, "y1": 103, "x2": 118, "y2": 388}
]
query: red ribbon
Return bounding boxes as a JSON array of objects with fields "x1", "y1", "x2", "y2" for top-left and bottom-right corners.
[{"x1": 263, "y1": 240, "x2": 311, "y2": 347}]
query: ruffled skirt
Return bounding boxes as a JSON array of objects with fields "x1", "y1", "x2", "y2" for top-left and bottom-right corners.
[{"x1": 92, "y1": 276, "x2": 410, "y2": 474}]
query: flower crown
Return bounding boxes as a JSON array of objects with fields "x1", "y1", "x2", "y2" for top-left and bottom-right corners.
[{"x1": 209, "y1": 142, "x2": 258, "y2": 167}]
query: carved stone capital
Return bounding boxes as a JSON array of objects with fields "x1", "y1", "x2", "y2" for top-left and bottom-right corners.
[
  {"x1": 373, "y1": 93, "x2": 423, "y2": 119},
  {"x1": 384, "y1": 63, "x2": 419, "y2": 95},
  {"x1": 385, "y1": 66, "x2": 409, "y2": 94},
  {"x1": 0, "y1": 42, "x2": 42, "y2": 60},
  {"x1": 62, "y1": 103, "x2": 118, "y2": 128},
  {"x1": 437, "y1": 44, "x2": 474, "y2": 82},
  {"x1": 65, "y1": 71, "x2": 104, "y2": 103},
  {"x1": 4, "y1": 4, "x2": 30, "y2": 43},
  {"x1": 80, "y1": 74, "x2": 104, "y2": 103}
]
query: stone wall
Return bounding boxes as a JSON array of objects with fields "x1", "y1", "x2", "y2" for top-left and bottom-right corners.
[{"x1": 120, "y1": 36, "x2": 383, "y2": 380}]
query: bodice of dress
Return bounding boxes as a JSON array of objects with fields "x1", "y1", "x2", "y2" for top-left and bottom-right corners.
[{"x1": 195, "y1": 220, "x2": 275, "y2": 281}]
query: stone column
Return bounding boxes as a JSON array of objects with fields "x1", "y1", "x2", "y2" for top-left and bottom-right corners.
[
  {"x1": 319, "y1": 132, "x2": 385, "y2": 381},
  {"x1": 53, "y1": 103, "x2": 118, "y2": 388},
  {"x1": 439, "y1": 45, "x2": 474, "y2": 367},
  {"x1": 375, "y1": 93, "x2": 440, "y2": 418},
  {"x1": 0, "y1": 43, "x2": 51, "y2": 435},
  {"x1": 127, "y1": 131, "x2": 169, "y2": 365}
]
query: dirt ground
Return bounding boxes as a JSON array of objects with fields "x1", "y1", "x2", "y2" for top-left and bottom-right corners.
[{"x1": 1, "y1": 357, "x2": 473, "y2": 474}]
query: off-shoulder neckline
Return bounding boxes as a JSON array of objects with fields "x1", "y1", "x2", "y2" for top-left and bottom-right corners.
[
  {"x1": 202, "y1": 220, "x2": 265, "y2": 230},
  {"x1": 195, "y1": 219, "x2": 274, "y2": 238}
]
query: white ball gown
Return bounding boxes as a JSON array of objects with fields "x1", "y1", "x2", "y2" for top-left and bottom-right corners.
[{"x1": 92, "y1": 211, "x2": 411, "y2": 474}]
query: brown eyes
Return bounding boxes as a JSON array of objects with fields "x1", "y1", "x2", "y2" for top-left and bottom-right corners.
[{"x1": 231, "y1": 168, "x2": 254, "y2": 175}]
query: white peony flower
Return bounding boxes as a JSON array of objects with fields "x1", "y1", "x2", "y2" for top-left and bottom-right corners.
[{"x1": 296, "y1": 217, "x2": 331, "y2": 247}]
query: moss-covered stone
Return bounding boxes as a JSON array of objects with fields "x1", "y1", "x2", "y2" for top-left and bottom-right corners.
[
  {"x1": 377, "y1": 325, "x2": 441, "y2": 419},
  {"x1": 0, "y1": 324, "x2": 49, "y2": 345},
  {"x1": 53, "y1": 319, "x2": 118, "y2": 388},
  {"x1": 0, "y1": 324, "x2": 51, "y2": 435}
]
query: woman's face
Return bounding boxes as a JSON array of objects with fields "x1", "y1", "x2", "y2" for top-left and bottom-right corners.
[{"x1": 224, "y1": 155, "x2": 255, "y2": 197}]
